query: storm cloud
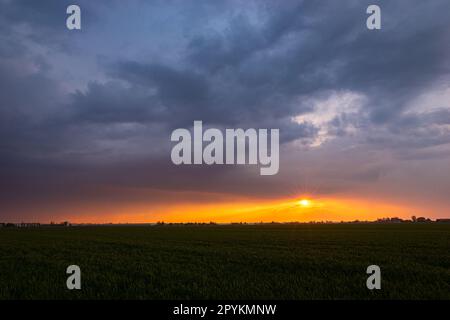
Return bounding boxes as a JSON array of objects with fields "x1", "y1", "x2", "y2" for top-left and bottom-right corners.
[{"x1": 1, "y1": 0, "x2": 450, "y2": 221}]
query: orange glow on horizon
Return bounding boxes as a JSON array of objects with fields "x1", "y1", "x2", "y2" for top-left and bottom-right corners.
[{"x1": 55, "y1": 193, "x2": 432, "y2": 224}]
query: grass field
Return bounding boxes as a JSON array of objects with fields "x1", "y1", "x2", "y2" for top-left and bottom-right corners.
[{"x1": 0, "y1": 224, "x2": 449, "y2": 299}]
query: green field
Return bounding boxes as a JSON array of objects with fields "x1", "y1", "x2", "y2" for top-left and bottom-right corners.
[{"x1": 0, "y1": 224, "x2": 449, "y2": 299}]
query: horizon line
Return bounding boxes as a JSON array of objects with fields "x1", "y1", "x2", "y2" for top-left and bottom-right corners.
[{"x1": 3, "y1": 217, "x2": 450, "y2": 226}]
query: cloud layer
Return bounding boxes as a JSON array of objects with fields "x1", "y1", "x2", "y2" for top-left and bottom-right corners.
[{"x1": 1, "y1": 0, "x2": 450, "y2": 221}]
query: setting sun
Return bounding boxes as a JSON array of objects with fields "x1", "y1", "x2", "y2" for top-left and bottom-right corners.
[{"x1": 298, "y1": 199, "x2": 311, "y2": 207}]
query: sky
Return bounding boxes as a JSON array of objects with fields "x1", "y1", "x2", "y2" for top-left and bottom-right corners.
[{"x1": 1, "y1": 0, "x2": 450, "y2": 223}]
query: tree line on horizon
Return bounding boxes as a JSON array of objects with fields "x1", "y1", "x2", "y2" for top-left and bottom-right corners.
[{"x1": 1, "y1": 216, "x2": 450, "y2": 228}]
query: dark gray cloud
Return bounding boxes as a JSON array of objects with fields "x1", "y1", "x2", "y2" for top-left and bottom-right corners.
[{"x1": 1, "y1": 0, "x2": 450, "y2": 220}]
